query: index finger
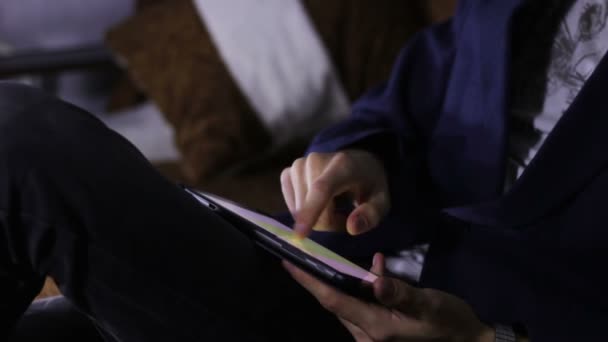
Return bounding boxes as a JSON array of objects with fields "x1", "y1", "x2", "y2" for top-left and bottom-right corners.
[{"x1": 293, "y1": 159, "x2": 353, "y2": 237}]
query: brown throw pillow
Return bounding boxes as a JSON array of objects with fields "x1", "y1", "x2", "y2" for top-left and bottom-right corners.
[{"x1": 106, "y1": 0, "x2": 271, "y2": 182}]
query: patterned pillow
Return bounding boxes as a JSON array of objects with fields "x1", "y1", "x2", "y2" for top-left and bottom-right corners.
[{"x1": 107, "y1": 0, "x2": 271, "y2": 182}]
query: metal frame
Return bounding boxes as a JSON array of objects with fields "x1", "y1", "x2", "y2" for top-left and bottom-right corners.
[{"x1": 0, "y1": 44, "x2": 116, "y2": 78}]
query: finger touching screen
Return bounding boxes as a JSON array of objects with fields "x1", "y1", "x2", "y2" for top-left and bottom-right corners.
[{"x1": 201, "y1": 193, "x2": 378, "y2": 284}]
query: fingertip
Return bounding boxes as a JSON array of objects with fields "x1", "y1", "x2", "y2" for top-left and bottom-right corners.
[
  {"x1": 293, "y1": 209, "x2": 313, "y2": 232},
  {"x1": 372, "y1": 253, "x2": 380, "y2": 267},
  {"x1": 373, "y1": 252, "x2": 384, "y2": 263},
  {"x1": 293, "y1": 222, "x2": 310, "y2": 238},
  {"x1": 371, "y1": 252, "x2": 385, "y2": 274},
  {"x1": 283, "y1": 260, "x2": 304, "y2": 282},
  {"x1": 346, "y1": 212, "x2": 370, "y2": 235},
  {"x1": 282, "y1": 259, "x2": 295, "y2": 272}
]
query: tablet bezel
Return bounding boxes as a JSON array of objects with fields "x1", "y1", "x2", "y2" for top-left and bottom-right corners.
[{"x1": 182, "y1": 185, "x2": 376, "y2": 301}]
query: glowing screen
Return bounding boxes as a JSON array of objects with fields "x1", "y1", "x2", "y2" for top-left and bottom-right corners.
[{"x1": 197, "y1": 192, "x2": 377, "y2": 284}]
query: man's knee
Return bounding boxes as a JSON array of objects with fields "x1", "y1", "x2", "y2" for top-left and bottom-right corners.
[
  {"x1": 0, "y1": 82, "x2": 107, "y2": 167},
  {"x1": 0, "y1": 82, "x2": 59, "y2": 135},
  {"x1": 0, "y1": 82, "x2": 103, "y2": 142},
  {"x1": 0, "y1": 82, "x2": 49, "y2": 120}
]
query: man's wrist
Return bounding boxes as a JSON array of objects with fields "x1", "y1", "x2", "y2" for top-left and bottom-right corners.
[
  {"x1": 477, "y1": 324, "x2": 528, "y2": 342},
  {"x1": 477, "y1": 324, "x2": 496, "y2": 342}
]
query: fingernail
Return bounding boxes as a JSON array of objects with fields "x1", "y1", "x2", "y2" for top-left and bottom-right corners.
[
  {"x1": 372, "y1": 253, "x2": 380, "y2": 267},
  {"x1": 356, "y1": 215, "x2": 368, "y2": 232}
]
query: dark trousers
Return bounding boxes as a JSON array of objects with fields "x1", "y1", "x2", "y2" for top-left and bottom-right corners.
[{"x1": 0, "y1": 82, "x2": 350, "y2": 341}]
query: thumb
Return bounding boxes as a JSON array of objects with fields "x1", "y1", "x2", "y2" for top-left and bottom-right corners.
[
  {"x1": 370, "y1": 252, "x2": 385, "y2": 276},
  {"x1": 346, "y1": 191, "x2": 390, "y2": 235}
]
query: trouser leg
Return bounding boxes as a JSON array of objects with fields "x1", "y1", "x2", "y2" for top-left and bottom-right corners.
[
  {"x1": 0, "y1": 82, "x2": 349, "y2": 341},
  {"x1": 10, "y1": 296, "x2": 104, "y2": 342}
]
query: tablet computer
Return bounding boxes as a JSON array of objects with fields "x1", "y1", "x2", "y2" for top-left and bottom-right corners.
[{"x1": 182, "y1": 186, "x2": 377, "y2": 300}]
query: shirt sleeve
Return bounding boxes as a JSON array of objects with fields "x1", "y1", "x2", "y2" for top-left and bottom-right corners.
[{"x1": 305, "y1": 5, "x2": 468, "y2": 260}]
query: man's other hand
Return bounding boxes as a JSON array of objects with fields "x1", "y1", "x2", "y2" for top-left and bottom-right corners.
[
  {"x1": 284, "y1": 253, "x2": 496, "y2": 342},
  {"x1": 280, "y1": 150, "x2": 390, "y2": 238}
]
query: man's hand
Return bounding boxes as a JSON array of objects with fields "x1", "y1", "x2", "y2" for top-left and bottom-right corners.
[
  {"x1": 284, "y1": 253, "x2": 495, "y2": 342},
  {"x1": 281, "y1": 150, "x2": 390, "y2": 237}
]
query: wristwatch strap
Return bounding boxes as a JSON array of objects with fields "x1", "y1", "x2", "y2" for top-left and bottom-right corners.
[{"x1": 495, "y1": 324, "x2": 517, "y2": 342}]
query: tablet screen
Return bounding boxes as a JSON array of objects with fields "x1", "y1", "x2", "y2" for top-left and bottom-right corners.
[{"x1": 199, "y1": 192, "x2": 378, "y2": 284}]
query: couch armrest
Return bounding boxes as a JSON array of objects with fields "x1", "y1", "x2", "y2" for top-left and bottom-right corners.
[{"x1": 0, "y1": 44, "x2": 116, "y2": 78}]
